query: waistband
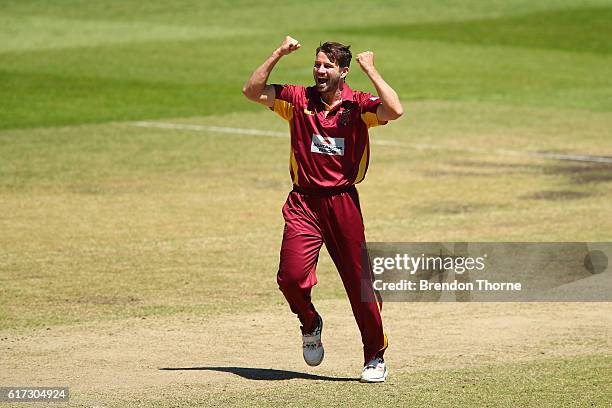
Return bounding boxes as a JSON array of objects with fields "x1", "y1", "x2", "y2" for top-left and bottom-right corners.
[{"x1": 292, "y1": 184, "x2": 356, "y2": 197}]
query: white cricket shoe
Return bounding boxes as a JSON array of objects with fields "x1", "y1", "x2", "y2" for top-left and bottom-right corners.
[
  {"x1": 360, "y1": 357, "x2": 388, "y2": 383},
  {"x1": 302, "y1": 315, "x2": 324, "y2": 366}
]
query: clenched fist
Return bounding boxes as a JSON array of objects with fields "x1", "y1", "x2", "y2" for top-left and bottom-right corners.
[
  {"x1": 277, "y1": 36, "x2": 301, "y2": 56},
  {"x1": 356, "y1": 51, "x2": 376, "y2": 72}
]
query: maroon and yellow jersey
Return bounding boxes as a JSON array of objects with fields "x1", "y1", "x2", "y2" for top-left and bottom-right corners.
[{"x1": 271, "y1": 83, "x2": 386, "y2": 189}]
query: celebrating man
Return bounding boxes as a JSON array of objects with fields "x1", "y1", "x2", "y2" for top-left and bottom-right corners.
[{"x1": 242, "y1": 36, "x2": 403, "y2": 382}]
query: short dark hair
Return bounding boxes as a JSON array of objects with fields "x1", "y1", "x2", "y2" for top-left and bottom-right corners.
[{"x1": 316, "y1": 42, "x2": 352, "y2": 68}]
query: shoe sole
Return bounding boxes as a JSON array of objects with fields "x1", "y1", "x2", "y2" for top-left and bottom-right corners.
[
  {"x1": 359, "y1": 365, "x2": 388, "y2": 383},
  {"x1": 305, "y1": 348, "x2": 324, "y2": 367}
]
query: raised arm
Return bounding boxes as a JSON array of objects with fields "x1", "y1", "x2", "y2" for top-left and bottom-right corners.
[
  {"x1": 356, "y1": 51, "x2": 403, "y2": 121},
  {"x1": 242, "y1": 36, "x2": 301, "y2": 108}
]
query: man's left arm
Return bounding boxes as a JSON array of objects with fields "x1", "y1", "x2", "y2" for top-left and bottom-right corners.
[{"x1": 356, "y1": 51, "x2": 403, "y2": 122}]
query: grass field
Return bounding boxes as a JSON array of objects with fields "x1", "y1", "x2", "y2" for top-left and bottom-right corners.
[{"x1": 1, "y1": 1, "x2": 611, "y2": 406}]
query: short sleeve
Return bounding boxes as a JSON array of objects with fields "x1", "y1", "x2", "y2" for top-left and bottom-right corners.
[
  {"x1": 356, "y1": 92, "x2": 387, "y2": 128},
  {"x1": 269, "y1": 84, "x2": 300, "y2": 121}
]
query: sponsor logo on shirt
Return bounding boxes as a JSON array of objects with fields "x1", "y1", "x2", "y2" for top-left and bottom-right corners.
[{"x1": 310, "y1": 134, "x2": 345, "y2": 156}]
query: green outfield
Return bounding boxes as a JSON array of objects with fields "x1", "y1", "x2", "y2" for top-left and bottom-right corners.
[{"x1": 1, "y1": 1, "x2": 611, "y2": 407}]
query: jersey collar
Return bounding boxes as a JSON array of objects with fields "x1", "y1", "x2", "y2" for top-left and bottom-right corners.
[{"x1": 318, "y1": 83, "x2": 354, "y2": 111}]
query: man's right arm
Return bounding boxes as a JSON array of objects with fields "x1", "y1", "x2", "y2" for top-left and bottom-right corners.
[{"x1": 242, "y1": 36, "x2": 301, "y2": 108}]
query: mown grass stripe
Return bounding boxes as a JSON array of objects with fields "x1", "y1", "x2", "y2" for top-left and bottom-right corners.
[{"x1": 130, "y1": 121, "x2": 612, "y2": 164}]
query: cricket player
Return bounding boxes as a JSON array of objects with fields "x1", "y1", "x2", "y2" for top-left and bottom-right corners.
[{"x1": 242, "y1": 36, "x2": 403, "y2": 382}]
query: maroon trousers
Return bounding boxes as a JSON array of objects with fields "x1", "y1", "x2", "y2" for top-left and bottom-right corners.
[{"x1": 276, "y1": 186, "x2": 387, "y2": 364}]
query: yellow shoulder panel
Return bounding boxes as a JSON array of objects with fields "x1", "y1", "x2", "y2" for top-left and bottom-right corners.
[
  {"x1": 273, "y1": 99, "x2": 294, "y2": 121},
  {"x1": 360, "y1": 111, "x2": 386, "y2": 128}
]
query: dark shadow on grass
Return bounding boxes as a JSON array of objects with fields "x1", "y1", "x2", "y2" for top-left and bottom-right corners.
[{"x1": 159, "y1": 366, "x2": 358, "y2": 382}]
